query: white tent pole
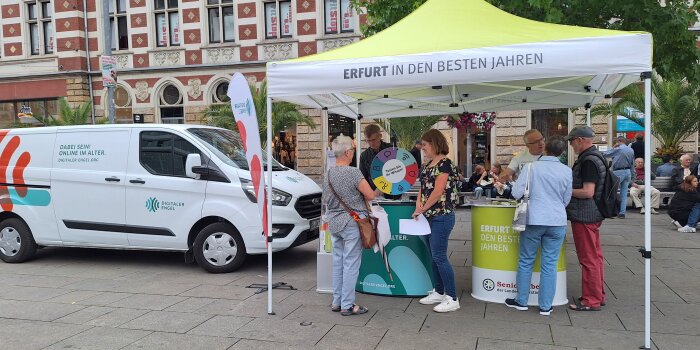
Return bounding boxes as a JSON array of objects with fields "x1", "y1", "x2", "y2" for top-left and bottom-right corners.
[
  {"x1": 642, "y1": 73, "x2": 652, "y2": 350},
  {"x1": 266, "y1": 96, "x2": 274, "y2": 315},
  {"x1": 356, "y1": 104, "x2": 362, "y2": 165},
  {"x1": 585, "y1": 108, "x2": 591, "y2": 127}
]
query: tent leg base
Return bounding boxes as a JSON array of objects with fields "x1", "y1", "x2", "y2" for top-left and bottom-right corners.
[
  {"x1": 639, "y1": 346, "x2": 650, "y2": 350},
  {"x1": 247, "y1": 282, "x2": 297, "y2": 294}
]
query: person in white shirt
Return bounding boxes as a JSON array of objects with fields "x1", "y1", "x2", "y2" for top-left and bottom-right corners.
[{"x1": 499, "y1": 129, "x2": 545, "y2": 183}]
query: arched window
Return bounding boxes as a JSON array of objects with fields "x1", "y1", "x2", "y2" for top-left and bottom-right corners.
[
  {"x1": 159, "y1": 84, "x2": 183, "y2": 124},
  {"x1": 211, "y1": 80, "x2": 230, "y2": 104},
  {"x1": 114, "y1": 85, "x2": 133, "y2": 123}
]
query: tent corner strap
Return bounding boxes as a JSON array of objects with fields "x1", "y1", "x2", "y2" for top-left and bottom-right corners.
[{"x1": 638, "y1": 247, "x2": 651, "y2": 259}]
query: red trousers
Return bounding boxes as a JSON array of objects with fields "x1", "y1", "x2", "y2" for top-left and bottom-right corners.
[{"x1": 571, "y1": 221, "x2": 606, "y2": 307}]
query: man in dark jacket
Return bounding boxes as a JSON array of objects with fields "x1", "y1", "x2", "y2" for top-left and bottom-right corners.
[
  {"x1": 564, "y1": 126, "x2": 606, "y2": 311},
  {"x1": 671, "y1": 154, "x2": 700, "y2": 191},
  {"x1": 630, "y1": 133, "x2": 645, "y2": 160},
  {"x1": 410, "y1": 140, "x2": 422, "y2": 167},
  {"x1": 359, "y1": 124, "x2": 400, "y2": 199}
]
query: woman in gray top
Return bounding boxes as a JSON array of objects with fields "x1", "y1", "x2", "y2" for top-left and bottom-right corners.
[{"x1": 323, "y1": 135, "x2": 376, "y2": 316}]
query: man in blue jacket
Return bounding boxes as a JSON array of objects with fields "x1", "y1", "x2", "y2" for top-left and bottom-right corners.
[{"x1": 602, "y1": 137, "x2": 635, "y2": 218}]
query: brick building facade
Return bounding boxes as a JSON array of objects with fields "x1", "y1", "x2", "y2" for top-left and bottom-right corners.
[{"x1": 0, "y1": 1, "x2": 696, "y2": 181}]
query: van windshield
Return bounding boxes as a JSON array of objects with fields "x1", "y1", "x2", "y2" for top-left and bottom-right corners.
[{"x1": 187, "y1": 128, "x2": 286, "y2": 171}]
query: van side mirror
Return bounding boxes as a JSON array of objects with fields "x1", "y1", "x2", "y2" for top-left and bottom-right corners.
[{"x1": 185, "y1": 153, "x2": 202, "y2": 179}]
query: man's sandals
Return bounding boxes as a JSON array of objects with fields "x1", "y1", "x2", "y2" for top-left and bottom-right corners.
[
  {"x1": 569, "y1": 296, "x2": 602, "y2": 311},
  {"x1": 340, "y1": 304, "x2": 368, "y2": 316}
]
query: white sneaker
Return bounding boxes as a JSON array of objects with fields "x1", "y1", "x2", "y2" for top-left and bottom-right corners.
[
  {"x1": 671, "y1": 220, "x2": 682, "y2": 228},
  {"x1": 433, "y1": 297, "x2": 460, "y2": 312},
  {"x1": 419, "y1": 289, "x2": 446, "y2": 305},
  {"x1": 640, "y1": 208, "x2": 644, "y2": 214},
  {"x1": 651, "y1": 208, "x2": 659, "y2": 214},
  {"x1": 678, "y1": 226, "x2": 696, "y2": 233}
]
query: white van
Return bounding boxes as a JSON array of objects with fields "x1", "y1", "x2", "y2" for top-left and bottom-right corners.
[{"x1": 0, "y1": 125, "x2": 321, "y2": 273}]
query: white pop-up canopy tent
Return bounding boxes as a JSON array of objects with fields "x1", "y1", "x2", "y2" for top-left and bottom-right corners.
[{"x1": 262, "y1": 0, "x2": 655, "y2": 347}]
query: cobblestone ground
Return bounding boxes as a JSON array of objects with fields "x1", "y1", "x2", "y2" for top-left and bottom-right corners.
[{"x1": 0, "y1": 208, "x2": 698, "y2": 349}]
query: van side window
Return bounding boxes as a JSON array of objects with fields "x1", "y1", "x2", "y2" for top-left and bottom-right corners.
[{"x1": 140, "y1": 131, "x2": 200, "y2": 176}]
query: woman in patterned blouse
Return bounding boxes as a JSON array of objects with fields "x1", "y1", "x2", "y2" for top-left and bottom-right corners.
[{"x1": 413, "y1": 129, "x2": 460, "y2": 313}]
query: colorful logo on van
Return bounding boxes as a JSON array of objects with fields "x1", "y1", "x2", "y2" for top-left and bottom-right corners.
[
  {"x1": 0, "y1": 130, "x2": 51, "y2": 211},
  {"x1": 145, "y1": 197, "x2": 160, "y2": 212}
]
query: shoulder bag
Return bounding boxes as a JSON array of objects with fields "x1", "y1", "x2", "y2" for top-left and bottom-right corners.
[
  {"x1": 328, "y1": 174, "x2": 378, "y2": 249},
  {"x1": 512, "y1": 162, "x2": 532, "y2": 232}
]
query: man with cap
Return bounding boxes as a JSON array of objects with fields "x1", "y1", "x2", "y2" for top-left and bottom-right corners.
[
  {"x1": 602, "y1": 136, "x2": 635, "y2": 219},
  {"x1": 564, "y1": 126, "x2": 607, "y2": 311}
]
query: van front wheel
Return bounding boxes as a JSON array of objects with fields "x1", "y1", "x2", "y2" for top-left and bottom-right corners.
[
  {"x1": 193, "y1": 223, "x2": 246, "y2": 273},
  {"x1": 0, "y1": 218, "x2": 37, "y2": 263}
]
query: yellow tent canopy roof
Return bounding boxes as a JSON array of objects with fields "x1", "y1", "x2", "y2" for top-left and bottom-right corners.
[{"x1": 287, "y1": 0, "x2": 647, "y2": 63}]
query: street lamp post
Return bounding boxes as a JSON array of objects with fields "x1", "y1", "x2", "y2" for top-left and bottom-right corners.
[{"x1": 102, "y1": 0, "x2": 115, "y2": 123}]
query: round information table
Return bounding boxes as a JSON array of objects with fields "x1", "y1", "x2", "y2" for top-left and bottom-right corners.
[
  {"x1": 471, "y1": 203, "x2": 567, "y2": 306},
  {"x1": 356, "y1": 201, "x2": 434, "y2": 297}
]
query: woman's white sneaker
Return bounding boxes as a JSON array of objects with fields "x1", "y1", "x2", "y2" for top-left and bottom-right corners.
[
  {"x1": 433, "y1": 297, "x2": 460, "y2": 312},
  {"x1": 419, "y1": 290, "x2": 446, "y2": 305},
  {"x1": 678, "y1": 226, "x2": 697, "y2": 233}
]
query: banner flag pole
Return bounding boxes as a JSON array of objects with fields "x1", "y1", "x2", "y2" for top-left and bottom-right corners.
[
  {"x1": 226, "y1": 73, "x2": 273, "y2": 314},
  {"x1": 266, "y1": 96, "x2": 274, "y2": 315}
]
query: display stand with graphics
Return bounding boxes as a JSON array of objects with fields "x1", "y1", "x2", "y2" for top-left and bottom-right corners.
[
  {"x1": 356, "y1": 201, "x2": 434, "y2": 297},
  {"x1": 370, "y1": 148, "x2": 419, "y2": 195},
  {"x1": 356, "y1": 148, "x2": 432, "y2": 297},
  {"x1": 471, "y1": 203, "x2": 567, "y2": 306}
]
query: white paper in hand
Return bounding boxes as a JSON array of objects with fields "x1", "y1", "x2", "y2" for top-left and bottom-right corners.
[{"x1": 399, "y1": 214, "x2": 431, "y2": 236}]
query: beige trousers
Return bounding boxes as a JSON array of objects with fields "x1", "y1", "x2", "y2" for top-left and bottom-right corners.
[{"x1": 629, "y1": 185, "x2": 660, "y2": 209}]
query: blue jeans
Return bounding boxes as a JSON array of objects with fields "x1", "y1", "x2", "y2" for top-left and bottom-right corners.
[
  {"x1": 613, "y1": 169, "x2": 631, "y2": 215},
  {"x1": 515, "y1": 225, "x2": 566, "y2": 310},
  {"x1": 427, "y1": 212, "x2": 456, "y2": 299},
  {"x1": 331, "y1": 220, "x2": 363, "y2": 310},
  {"x1": 474, "y1": 187, "x2": 493, "y2": 199},
  {"x1": 688, "y1": 203, "x2": 700, "y2": 227}
]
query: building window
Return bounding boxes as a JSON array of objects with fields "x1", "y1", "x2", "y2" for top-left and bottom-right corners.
[
  {"x1": 207, "y1": 0, "x2": 235, "y2": 44},
  {"x1": 114, "y1": 86, "x2": 133, "y2": 123},
  {"x1": 211, "y1": 81, "x2": 230, "y2": 103},
  {"x1": 154, "y1": 0, "x2": 180, "y2": 47},
  {"x1": 324, "y1": 0, "x2": 353, "y2": 34},
  {"x1": 110, "y1": 0, "x2": 129, "y2": 50},
  {"x1": 264, "y1": 1, "x2": 292, "y2": 39},
  {"x1": 532, "y1": 109, "x2": 569, "y2": 163},
  {"x1": 159, "y1": 84, "x2": 184, "y2": 124},
  {"x1": 15, "y1": 99, "x2": 58, "y2": 124},
  {"x1": 27, "y1": 1, "x2": 54, "y2": 55}
]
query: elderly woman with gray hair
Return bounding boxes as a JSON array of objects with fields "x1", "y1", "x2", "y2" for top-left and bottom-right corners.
[{"x1": 323, "y1": 135, "x2": 376, "y2": 316}]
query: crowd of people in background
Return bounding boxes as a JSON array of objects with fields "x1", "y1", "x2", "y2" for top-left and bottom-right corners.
[{"x1": 324, "y1": 124, "x2": 700, "y2": 318}]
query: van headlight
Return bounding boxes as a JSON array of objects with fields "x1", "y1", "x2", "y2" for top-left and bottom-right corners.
[{"x1": 239, "y1": 178, "x2": 292, "y2": 206}]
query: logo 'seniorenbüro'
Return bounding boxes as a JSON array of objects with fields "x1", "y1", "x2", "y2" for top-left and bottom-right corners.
[{"x1": 482, "y1": 278, "x2": 495, "y2": 291}]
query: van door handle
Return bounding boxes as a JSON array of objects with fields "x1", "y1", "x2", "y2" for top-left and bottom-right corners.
[
  {"x1": 105, "y1": 177, "x2": 120, "y2": 182},
  {"x1": 129, "y1": 179, "x2": 146, "y2": 184}
]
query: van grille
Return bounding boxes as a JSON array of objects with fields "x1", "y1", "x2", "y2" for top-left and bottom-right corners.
[{"x1": 295, "y1": 193, "x2": 322, "y2": 219}]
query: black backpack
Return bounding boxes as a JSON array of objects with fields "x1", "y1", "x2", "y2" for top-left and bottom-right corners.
[{"x1": 588, "y1": 152, "x2": 621, "y2": 219}]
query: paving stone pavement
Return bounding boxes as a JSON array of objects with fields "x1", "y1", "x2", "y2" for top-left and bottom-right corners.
[{"x1": 1, "y1": 208, "x2": 699, "y2": 349}]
